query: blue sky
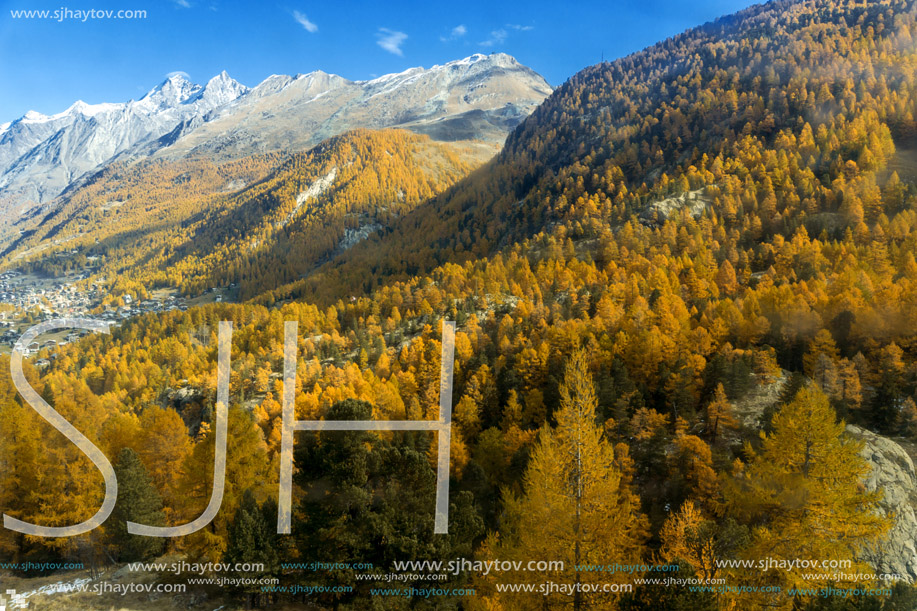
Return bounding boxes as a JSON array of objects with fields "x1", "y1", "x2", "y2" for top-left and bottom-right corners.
[{"x1": 0, "y1": 0, "x2": 758, "y2": 122}]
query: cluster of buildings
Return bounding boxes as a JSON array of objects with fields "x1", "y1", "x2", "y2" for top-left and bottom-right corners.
[
  {"x1": 0, "y1": 270, "x2": 98, "y2": 316},
  {"x1": 0, "y1": 270, "x2": 191, "y2": 356},
  {"x1": 95, "y1": 294, "x2": 190, "y2": 323}
]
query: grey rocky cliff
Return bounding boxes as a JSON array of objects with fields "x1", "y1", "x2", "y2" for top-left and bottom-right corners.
[{"x1": 847, "y1": 425, "x2": 917, "y2": 582}]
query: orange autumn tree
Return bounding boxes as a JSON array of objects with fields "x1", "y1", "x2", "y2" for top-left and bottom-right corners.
[
  {"x1": 705, "y1": 383, "x2": 738, "y2": 444},
  {"x1": 659, "y1": 501, "x2": 717, "y2": 582},
  {"x1": 476, "y1": 351, "x2": 646, "y2": 610},
  {"x1": 724, "y1": 385, "x2": 891, "y2": 608}
]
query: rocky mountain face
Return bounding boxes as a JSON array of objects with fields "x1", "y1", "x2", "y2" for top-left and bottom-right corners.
[
  {"x1": 848, "y1": 425, "x2": 917, "y2": 582},
  {"x1": 158, "y1": 53, "x2": 551, "y2": 160},
  {"x1": 0, "y1": 72, "x2": 248, "y2": 207},
  {"x1": 0, "y1": 53, "x2": 551, "y2": 211}
]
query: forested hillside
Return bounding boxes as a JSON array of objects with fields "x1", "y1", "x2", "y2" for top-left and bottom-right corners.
[
  {"x1": 4, "y1": 153, "x2": 285, "y2": 274},
  {"x1": 5, "y1": 130, "x2": 490, "y2": 301},
  {"x1": 280, "y1": 0, "x2": 917, "y2": 302},
  {"x1": 143, "y1": 130, "x2": 488, "y2": 299},
  {"x1": 3, "y1": 0, "x2": 917, "y2": 609}
]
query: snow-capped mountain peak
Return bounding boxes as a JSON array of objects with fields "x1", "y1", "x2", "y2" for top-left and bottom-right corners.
[
  {"x1": 0, "y1": 70, "x2": 245, "y2": 205},
  {"x1": 14, "y1": 100, "x2": 123, "y2": 125},
  {"x1": 0, "y1": 55, "x2": 552, "y2": 208},
  {"x1": 66, "y1": 100, "x2": 122, "y2": 117},
  {"x1": 197, "y1": 71, "x2": 249, "y2": 108},
  {"x1": 138, "y1": 74, "x2": 201, "y2": 110},
  {"x1": 20, "y1": 110, "x2": 49, "y2": 123}
]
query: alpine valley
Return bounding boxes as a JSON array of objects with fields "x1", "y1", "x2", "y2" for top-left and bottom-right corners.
[{"x1": 3, "y1": 1, "x2": 917, "y2": 610}]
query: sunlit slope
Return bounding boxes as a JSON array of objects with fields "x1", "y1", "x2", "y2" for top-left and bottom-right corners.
[
  {"x1": 272, "y1": 0, "x2": 917, "y2": 304},
  {"x1": 4, "y1": 130, "x2": 492, "y2": 300}
]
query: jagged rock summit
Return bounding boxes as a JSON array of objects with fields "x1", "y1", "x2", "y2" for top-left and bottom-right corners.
[{"x1": 0, "y1": 53, "x2": 551, "y2": 211}]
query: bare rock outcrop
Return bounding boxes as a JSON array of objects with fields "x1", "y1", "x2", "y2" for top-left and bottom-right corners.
[{"x1": 848, "y1": 425, "x2": 917, "y2": 582}]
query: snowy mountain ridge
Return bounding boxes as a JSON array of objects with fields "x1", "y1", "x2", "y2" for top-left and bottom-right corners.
[{"x1": 0, "y1": 53, "x2": 552, "y2": 211}]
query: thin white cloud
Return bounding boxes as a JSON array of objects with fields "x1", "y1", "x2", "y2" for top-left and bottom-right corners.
[
  {"x1": 293, "y1": 10, "x2": 318, "y2": 33},
  {"x1": 480, "y1": 28, "x2": 507, "y2": 47},
  {"x1": 440, "y1": 24, "x2": 467, "y2": 42},
  {"x1": 165, "y1": 70, "x2": 191, "y2": 80},
  {"x1": 173, "y1": 0, "x2": 191, "y2": 7},
  {"x1": 480, "y1": 23, "x2": 533, "y2": 47},
  {"x1": 376, "y1": 28, "x2": 407, "y2": 56}
]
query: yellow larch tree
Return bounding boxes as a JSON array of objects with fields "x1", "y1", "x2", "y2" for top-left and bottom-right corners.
[
  {"x1": 477, "y1": 351, "x2": 646, "y2": 610},
  {"x1": 724, "y1": 386, "x2": 891, "y2": 609}
]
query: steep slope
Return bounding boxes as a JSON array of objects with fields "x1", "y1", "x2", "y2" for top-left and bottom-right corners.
[
  {"x1": 5, "y1": 130, "x2": 489, "y2": 301},
  {"x1": 0, "y1": 72, "x2": 248, "y2": 207},
  {"x1": 3, "y1": 152, "x2": 285, "y2": 271},
  {"x1": 135, "y1": 130, "x2": 488, "y2": 299},
  {"x1": 278, "y1": 0, "x2": 917, "y2": 303}
]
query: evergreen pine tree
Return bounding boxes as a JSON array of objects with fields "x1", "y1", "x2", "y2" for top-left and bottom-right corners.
[
  {"x1": 480, "y1": 351, "x2": 647, "y2": 610},
  {"x1": 224, "y1": 489, "x2": 282, "y2": 607},
  {"x1": 724, "y1": 386, "x2": 891, "y2": 606},
  {"x1": 108, "y1": 448, "x2": 166, "y2": 562}
]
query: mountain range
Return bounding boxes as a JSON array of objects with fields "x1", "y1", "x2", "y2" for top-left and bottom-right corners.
[
  {"x1": 4, "y1": 0, "x2": 917, "y2": 607},
  {"x1": 0, "y1": 53, "x2": 551, "y2": 213}
]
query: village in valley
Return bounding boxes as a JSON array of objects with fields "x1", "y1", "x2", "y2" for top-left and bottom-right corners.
[{"x1": 0, "y1": 268, "x2": 226, "y2": 359}]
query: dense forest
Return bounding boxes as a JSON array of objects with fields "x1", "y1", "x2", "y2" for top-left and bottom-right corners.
[
  {"x1": 3, "y1": 0, "x2": 917, "y2": 609},
  {"x1": 5, "y1": 130, "x2": 490, "y2": 301},
  {"x1": 5, "y1": 152, "x2": 284, "y2": 275}
]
